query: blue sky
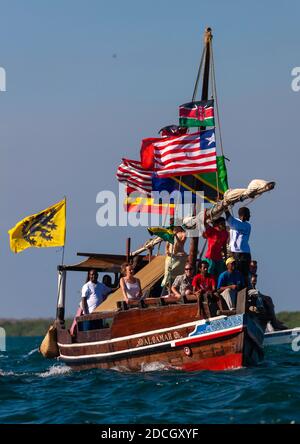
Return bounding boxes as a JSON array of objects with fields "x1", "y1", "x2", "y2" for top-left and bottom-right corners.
[{"x1": 0, "y1": 0, "x2": 299, "y2": 317}]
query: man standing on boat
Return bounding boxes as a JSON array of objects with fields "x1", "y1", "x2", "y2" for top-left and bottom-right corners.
[
  {"x1": 225, "y1": 207, "x2": 251, "y2": 286},
  {"x1": 161, "y1": 226, "x2": 187, "y2": 289},
  {"x1": 81, "y1": 269, "x2": 112, "y2": 314},
  {"x1": 202, "y1": 216, "x2": 228, "y2": 278}
]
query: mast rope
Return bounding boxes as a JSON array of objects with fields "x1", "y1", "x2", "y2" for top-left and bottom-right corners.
[
  {"x1": 192, "y1": 46, "x2": 206, "y2": 102},
  {"x1": 211, "y1": 41, "x2": 225, "y2": 158}
]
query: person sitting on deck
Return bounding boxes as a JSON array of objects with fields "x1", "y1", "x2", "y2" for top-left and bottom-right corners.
[
  {"x1": 192, "y1": 260, "x2": 223, "y2": 316},
  {"x1": 81, "y1": 269, "x2": 112, "y2": 315},
  {"x1": 225, "y1": 207, "x2": 251, "y2": 287},
  {"x1": 217, "y1": 257, "x2": 245, "y2": 310},
  {"x1": 171, "y1": 261, "x2": 194, "y2": 300},
  {"x1": 192, "y1": 260, "x2": 216, "y2": 294},
  {"x1": 120, "y1": 263, "x2": 142, "y2": 304},
  {"x1": 203, "y1": 216, "x2": 228, "y2": 278}
]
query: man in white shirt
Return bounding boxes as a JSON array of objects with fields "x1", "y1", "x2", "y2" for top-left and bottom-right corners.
[
  {"x1": 225, "y1": 207, "x2": 251, "y2": 286},
  {"x1": 81, "y1": 269, "x2": 112, "y2": 314}
]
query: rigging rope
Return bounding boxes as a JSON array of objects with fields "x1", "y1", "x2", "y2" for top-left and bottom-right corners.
[
  {"x1": 211, "y1": 40, "x2": 225, "y2": 158},
  {"x1": 192, "y1": 46, "x2": 206, "y2": 102}
]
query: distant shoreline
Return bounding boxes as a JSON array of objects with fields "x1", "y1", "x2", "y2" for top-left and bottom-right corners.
[
  {"x1": 1, "y1": 312, "x2": 300, "y2": 336},
  {"x1": 0, "y1": 318, "x2": 72, "y2": 337}
]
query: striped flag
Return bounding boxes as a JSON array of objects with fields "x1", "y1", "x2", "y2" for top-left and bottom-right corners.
[
  {"x1": 116, "y1": 159, "x2": 175, "y2": 214},
  {"x1": 179, "y1": 100, "x2": 214, "y2": 127},
  {"x1": 153, "y1": 129, "x2": 217, "y2": 178},
  {"x1": 125, "y1": 195, "x2": 175, "y2": 215},
  {"x1": 116, "y1": 159, "x2": 153, "y2": 195}
]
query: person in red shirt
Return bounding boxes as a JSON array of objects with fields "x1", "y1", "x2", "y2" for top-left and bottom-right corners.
[
  {"x1": 203, "y1": 216, "x2": 229, "y2": 278},
  {"x1": 192, "y1": 261, "x2": 222, "y2": 317},
  {"x1": 192, "y1": 261, "x2": 216, "y2": 294}
]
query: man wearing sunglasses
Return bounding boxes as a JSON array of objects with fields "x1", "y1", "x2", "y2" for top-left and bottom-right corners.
[{"x1": 171, "y1": 262, "x2": 194, "y2": 300}]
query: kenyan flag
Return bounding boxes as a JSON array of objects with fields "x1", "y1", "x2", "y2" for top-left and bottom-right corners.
[{"x1": 179, "y1": 99, "x2": 215, "y2": 127}]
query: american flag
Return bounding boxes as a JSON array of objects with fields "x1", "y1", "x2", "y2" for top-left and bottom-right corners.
[
  {"x1": 153, "y1": 129, "x2": 217, "y2": 178},
  {"x1": 116, "y1": 159, "x2": 153, "y2": 195}
]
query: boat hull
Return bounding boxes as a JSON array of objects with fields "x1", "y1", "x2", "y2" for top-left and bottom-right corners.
[
  {"x1": 57, "y1": 310, "x2": 265, "y2": 372},
  {"x1": 264, "y1": 327, "x2": 300, "y2": 346}
]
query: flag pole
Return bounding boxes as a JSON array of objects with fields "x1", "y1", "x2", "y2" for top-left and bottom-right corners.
[
  {"x1": 61, "y1": 246, "x2": 65, "y2": 266},
  {"x1": 56, "y1": 196, "x2": 67, "y2": 323},
  {"x1": 61, "y1": 196, "x2": 67, "y2": 266}
]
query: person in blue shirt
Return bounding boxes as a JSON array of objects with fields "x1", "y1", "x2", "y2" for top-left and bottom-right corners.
[
  {"x1": 225, "y1": 207, "x2": 251, "y2": 286},
  {"x1": 217, "y1": 257, "x2": 245, "y2": 310}
]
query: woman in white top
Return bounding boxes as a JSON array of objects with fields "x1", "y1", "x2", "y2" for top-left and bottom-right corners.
[{"x1": 120, "y1": 263, "x2": 142, "y2": 304}]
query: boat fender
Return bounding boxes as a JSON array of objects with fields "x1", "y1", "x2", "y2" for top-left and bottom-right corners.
[{"x1": 39, "y1": 324, "x2": 59, "y2": 359}]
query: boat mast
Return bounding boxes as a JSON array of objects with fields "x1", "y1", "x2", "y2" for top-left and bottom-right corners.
[{"x1": 188, "y1": 27, "x2": 212, "y2": 268}]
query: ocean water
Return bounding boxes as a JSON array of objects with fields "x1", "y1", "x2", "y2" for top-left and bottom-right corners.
[{"x1": 0, "y1": 337, "x2": 300, "y2": 424}]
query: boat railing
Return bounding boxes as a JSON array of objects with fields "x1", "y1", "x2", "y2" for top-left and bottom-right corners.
[{"x1": 73, "y1": 288, "x2": 249, "y2": 337}]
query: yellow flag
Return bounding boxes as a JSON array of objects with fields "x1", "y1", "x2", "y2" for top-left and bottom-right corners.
[{"x1": 8, "y1": 198, "x2": 66, "y2": 253}]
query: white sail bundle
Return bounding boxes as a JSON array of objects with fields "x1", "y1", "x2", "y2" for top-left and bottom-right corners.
[{"x1": 181, "y1": 179, "x2": 275, "y2": 231}]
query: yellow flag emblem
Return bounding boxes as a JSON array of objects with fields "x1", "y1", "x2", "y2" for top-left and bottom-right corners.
[{"x1": 8, "y1": 198, "x2": 66, "y2": 253}]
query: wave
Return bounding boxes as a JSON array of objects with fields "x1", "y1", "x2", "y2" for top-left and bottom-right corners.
[
  {"x1": 1, "y1": 364, "x2": 71, "y2": 379},
  {"x1": 37, "y1": 364, "x2": 72, "y2": 378},
  {"x1": 0, "y1": 369, "x2": 16, "y2": 376},
  {"x1": 141, "y1": 361, "x2": 171, "y2": 372},
  {"x1": 22, "y1": 348, "x2": 39, "y2": 358},
  {"x1": 110, "y1": 361, "x2": 172, "y2": 372}
]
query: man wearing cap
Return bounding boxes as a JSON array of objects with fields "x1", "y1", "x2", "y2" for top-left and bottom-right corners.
[
  {"x1": 225, "y1": 207, "x2": 251, "y2": 286},
  {"x1": 203, "y1": 216, "x2": 229, "y2": 278},
  {"x1": 217, "y1": 257, "x2": 245, "y2": 310}
]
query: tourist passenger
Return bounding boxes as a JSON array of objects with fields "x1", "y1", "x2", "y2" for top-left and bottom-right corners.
[
  {"x1": 225, "y1": 207, "x2": 251, "y2": 286},
  {"x1": 203, "y1": 216, "x2": 228, "y2": 278},
  {"x1": 217, "y1": 257, "x2": 245, "y2": 310},
  {"x1": 171, "y1": 262, "x2": 194, "y2": 300},
  {"x1": 161, "y1": 226, "x2": 187, "y2": 289},
  {"x1": 120, "y1": 263, "x2": 142, "y2": 304},
  {"x1": 81, "y1": 269, "x2": 112, "y2": 314}
]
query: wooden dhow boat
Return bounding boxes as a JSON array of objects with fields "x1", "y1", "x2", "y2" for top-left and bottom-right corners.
[
  {"x1": 54, "y1": 253, "x2": 266, "y2": 372},
  {"x1": 41, "y1": 27, "x2": 275, "y2": 371}
]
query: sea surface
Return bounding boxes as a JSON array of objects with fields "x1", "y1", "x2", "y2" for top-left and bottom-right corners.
[{"x1": 0, "y1": 337, "x2": 300, "y2": 424}]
